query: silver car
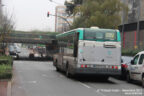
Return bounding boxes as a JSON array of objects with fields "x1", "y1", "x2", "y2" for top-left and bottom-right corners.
[{"x1": 126, "y1": 51, "x2": 144, "y2": 88}]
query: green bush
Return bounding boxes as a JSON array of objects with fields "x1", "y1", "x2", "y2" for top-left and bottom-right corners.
[
  {"x1": 122, "y1": 49, "x2": 141, "y2": 56},
  {"x1": 0, "y1": 56, "x2": 13, "y2": 79},
  {"x1": 0, "y1": 64, "x2": 12, "y2": 79}
]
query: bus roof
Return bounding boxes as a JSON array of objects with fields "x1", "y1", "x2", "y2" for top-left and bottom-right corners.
[
  {"x1": 56, "y1": 28, "x2": 118, "y2": 38},
  {"x1": 56, "y1": 28, "x2": 84, "y2": 38}
]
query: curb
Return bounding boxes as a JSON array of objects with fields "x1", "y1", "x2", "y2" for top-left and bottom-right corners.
[{"x1": 7, "y1": 81, "x2": 11, "y2": 96}]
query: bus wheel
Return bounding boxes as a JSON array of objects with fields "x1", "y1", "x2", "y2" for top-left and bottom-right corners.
[
  {"x1": 142, "y1": 76, "x2": 144, "y2": 88},
  {"x1": 16, "y1": 54, "x2": 19, "y2": 60},
  {"x1": 66, "y1": 65, "x2": 71, "y2": 78},
  {"x1": 56, "y1": 66, "x2": 60, "y2": 71},
  {"x1": 100, "y1": 76, "x2": 109, "y2": 81},
  {"x1": 55, "y1": 61, "x2": 60, "y2": 71}
]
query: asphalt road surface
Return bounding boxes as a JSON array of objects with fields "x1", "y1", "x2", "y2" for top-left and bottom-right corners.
[{"x1": 12, "y1": 60, "x2": 144, "y2": 96}]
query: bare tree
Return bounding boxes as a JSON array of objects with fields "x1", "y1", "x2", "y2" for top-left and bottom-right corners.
[{"x1": 0, "y1": 9, "x2": 15, "y2": 55}]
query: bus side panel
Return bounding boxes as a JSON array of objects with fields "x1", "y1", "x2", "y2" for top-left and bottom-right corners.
[
  {"x1": 63, "y1": 56, "x2": 77, "y2": 74},
  {"x1": 53, "y1": 53, "x2": 63, "y2": 70}
]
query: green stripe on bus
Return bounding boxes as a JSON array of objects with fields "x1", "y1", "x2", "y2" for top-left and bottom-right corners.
[
  {"x1": 77, "y1": 29, "x2": 84, "y2": 40},
  {"x1": 117, "y1": 30, "x2": 121, "y2": 42}
]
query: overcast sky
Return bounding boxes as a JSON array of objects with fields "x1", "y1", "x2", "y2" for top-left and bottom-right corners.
[{"x1": 3, "y1": 0, "x2": 65, "y2": 31}]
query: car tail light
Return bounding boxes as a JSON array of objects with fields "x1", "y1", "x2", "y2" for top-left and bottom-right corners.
[
  {"x1": 122, "y1": 64, "x2": 128, "y2": 68},
  {"x1": 112, "y1": 66, "x2": 114, "y2": 69},
  {"x1": 85, "y1": 65, "x2": 87, "y2": 68}
]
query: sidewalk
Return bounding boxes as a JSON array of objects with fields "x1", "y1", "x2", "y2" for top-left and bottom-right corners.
[
  {"x1": 0, "y1": 80, "x2": 11, "y2": 96},
  {"x1": 0, "y1": 80, "x2": 8, "y2": 96}
]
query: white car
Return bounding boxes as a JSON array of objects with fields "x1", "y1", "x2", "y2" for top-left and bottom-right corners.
[{"x1": 126, "y1": 51, "x2": 144, "y2": 88}]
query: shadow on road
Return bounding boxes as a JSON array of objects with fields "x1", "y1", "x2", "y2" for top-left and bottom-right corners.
[
  {"x1": 74, "y1": 76, "x2": 116, "y2": 84},
  {"x1": 57, "y1": 70, "x2": 116, "y2": 84},
  {"x1": 14, "y1": 56, "x2": 53, "y2": 61}
]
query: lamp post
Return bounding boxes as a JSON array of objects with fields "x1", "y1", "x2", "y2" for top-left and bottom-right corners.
[
  {"x1": 47, "y1": 12, "x2": 71, "y2": 28},
  {"x1": 136, "y1": 0, "x2": 141, "y2": 49},
  {"x1": 48, "y1": 0, "x2": 63, "y2": 5}
]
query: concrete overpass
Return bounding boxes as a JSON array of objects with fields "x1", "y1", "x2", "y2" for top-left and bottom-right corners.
[{"x1": 3, "y1": 32, "x2": 58, "y2": 44}]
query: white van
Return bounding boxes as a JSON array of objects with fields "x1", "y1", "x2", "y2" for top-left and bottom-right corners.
[{"x1": 126, "y1": 51, "x2": 144, "y2": 88}]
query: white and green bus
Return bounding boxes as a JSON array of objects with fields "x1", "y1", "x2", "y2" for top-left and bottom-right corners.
[{"x1": 53, "y1": 27, "x2": 121, "y2": 79}]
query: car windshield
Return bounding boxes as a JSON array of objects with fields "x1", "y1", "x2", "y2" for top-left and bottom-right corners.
[{"x1": 84, "y1": 29, "x2": 117, "y2": 41}]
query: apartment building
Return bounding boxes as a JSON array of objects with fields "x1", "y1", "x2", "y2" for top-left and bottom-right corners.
[
  {"x1": 55, "y1": 6, "x2": 73, "y2": 33},
  {"x1": 120, "y1": 0, "x2": 144, "y2": 49}
]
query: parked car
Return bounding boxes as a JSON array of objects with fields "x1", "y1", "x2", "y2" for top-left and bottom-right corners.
[
  {"x1": 9, "y1": 45, "x2": 19, "y2": 59},
  {"x1": 126, "y1": 51, "x2": 144, "y2": 88},
  {"x1": 14, "y1": 45, "x2": 21, "y2": 53}
]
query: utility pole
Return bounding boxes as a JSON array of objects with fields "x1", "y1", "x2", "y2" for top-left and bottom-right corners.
[
  {"x1": 48, "y1": 0, "x2": 63, "y2": 5},
  {"x1": 47, "y1": 12, "x2": 71, "y2": 30},
  {"x1": 136, "y1": 0, "x2": 141, "y2": 49},
  {"x1": 122, "y1": 0, "x2": 126, "y2": 48}
]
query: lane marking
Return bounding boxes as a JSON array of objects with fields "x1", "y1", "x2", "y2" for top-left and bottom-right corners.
[
  {"x1": 42, "y1": 74, "x2": 47, "y2": 77},
  {"x1": 95, "y1": 90, "x2": 107, "y2": 96},
  {"x1": 79, "y1": 82, "x2": 107, "y2": 96},
  {"x1": 28, "y1": 81, "x2": 37, "y2": 84},
  {"x1": 79, "y1": 82, "x2": 91, "y2": 88}
]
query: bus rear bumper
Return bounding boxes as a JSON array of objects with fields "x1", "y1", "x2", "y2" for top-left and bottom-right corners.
[{"x1": 75, "y1": 68, "x2": 121, "y2": 76}]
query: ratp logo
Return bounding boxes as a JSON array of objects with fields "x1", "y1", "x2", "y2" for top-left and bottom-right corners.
[{"x1": 108, "y1": 51, "x2": 112, "y2": 55}]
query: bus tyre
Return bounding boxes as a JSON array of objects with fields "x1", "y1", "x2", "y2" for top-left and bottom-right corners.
[
  {"x1": 56, "y1": 66, "x2": 60, "y2": 71},
  {"x1": 142, "y1": 76, "x2": 144, "y2": 88},
  {"x1": 104, "y1": 76, "x2": 109, "y2": 81},
  {"x1": 66, "y1": 65, "x2": 71, "y2": 78},
  {"x1": 55, "y1": 61, "x2": 60, "y2": 71},
  {"x1": 16, "y1": 54, "x2": 19, "y2": 60},
  {"x1": 126, "y1": 73, "x2": 131, "y2": 83},
  {"x1": 101, "y1": 76, "x2": 109, "y2": 81}
]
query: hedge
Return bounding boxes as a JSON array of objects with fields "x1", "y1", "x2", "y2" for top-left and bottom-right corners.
[{"x1": 0, "y1": 56, "x2": 13, "y2": 79}]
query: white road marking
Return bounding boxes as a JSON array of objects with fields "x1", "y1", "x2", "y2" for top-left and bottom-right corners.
[
  {"x1": 28, "y1": 81, "x2": 37, "y2": 84},
  {"x1": 79, "y1": 82, "x2": 107, "y2": 96},
  {"x1": 79, "y1": 82, "x2": 91, "y2": 88},
  {"x1": 42, "y1": 74, "x2": 47, "y2": 77},
  {"x1": 95, "y1": 90, "x2": 107, "y2": 96},
  {"x1": 18, "y1": 86, "x2": 22, "y2": 89}
]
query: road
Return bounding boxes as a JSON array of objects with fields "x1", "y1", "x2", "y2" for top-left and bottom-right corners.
[{"x1": 12, "y1": 59, "x2": 144, "y2": 96}]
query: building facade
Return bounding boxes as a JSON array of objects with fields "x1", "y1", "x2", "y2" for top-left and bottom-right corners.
[
  {"x1": 55, "y1": 6, "x2": 73, "y2": 33},
  {"x1": 120, "y1": 0, "x2": 144, "y2": 49},
  {"x1": 122, "y1": 0, "x2": 144, "y2": 24}
]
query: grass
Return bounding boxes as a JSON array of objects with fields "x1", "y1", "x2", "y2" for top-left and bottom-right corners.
[
  {"x1": 0, "y1": 64, "x2": 12, "y2": 79},
  {"x1": 0, "y1": 56, "x2": 13, "y2": 79}
]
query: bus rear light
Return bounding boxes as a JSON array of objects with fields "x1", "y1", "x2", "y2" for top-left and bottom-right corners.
[
  {"x1": 112, "y1": 66, "x2": 114, "y2": 69},
  {"x1": 81, "y1": 65, "x2": 84, "y2": 68},
  {"x1": 85, "y1": 65, "x2": 87, "y2": 68},
  {"x1": 115, "y1": 66, "x2": 118, "y2": 69}
]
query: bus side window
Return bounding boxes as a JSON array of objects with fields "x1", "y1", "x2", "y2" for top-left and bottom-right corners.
[{"x1": 74, "y1": 32, "x2": 79, "y2": 57}]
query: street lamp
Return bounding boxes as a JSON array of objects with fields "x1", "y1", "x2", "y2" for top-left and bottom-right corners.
[
  {"x1": 48, "y1": 0, "x2": 63, "y2": 5},
  {"x1": 47, "y1": 12, "x2": 71, "y2": 28}
]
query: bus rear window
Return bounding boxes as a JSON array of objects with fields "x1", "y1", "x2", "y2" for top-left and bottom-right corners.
[{"x1": 84, "y1": 29, "x2": 117, "y2": 41}]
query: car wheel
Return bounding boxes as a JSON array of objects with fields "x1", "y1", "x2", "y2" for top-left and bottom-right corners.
[
  {"x1": 126, "y1": 73, "x2": 132, "y2": 83},
  {"x1": 142, "y1": 76, "x2": 144, "y2": 88}
]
